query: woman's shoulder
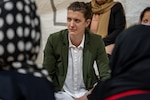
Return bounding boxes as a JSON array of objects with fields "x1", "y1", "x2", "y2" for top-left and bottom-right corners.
[
  {"x1": 86, "y1": 30, "x2": 103, "y2": 42},
  {"x1": 112, "y1": 2, "x2": 124, "y2": 10},
  {"x1": 111, "y1": 2, "x2": 124, "y2": 13},
  {"x1": 48, "y1": 29, "x2": 68, "y2": 40}
]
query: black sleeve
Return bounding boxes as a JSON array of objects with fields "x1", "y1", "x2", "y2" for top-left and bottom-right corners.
[
  {"x1": 87, "y1": 80, "x2": 106, "y2": 100},
  {"x1": 103, "y1": 2, "x2": 126, "y2": 46}
]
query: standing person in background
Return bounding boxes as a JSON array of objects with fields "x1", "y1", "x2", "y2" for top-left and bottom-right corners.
[
  {"x1": 139, "y1": 7, "x2": 150, "y2": 25},
  {"x1": 43, "y1": 1, "x2": 110, "y2": 100},
  {"x1": 87, "y1": 0, "x2": 126, "y2": 57},
  {"x1": 0, "y1": 0, "x2": 55, "y2": 100}
]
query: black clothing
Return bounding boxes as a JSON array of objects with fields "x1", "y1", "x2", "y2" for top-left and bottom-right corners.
[
  {"x1": 88, "y1": 25, "x2": 150, "y2": 100},
  {"x1": 0, "y1": 70, "x2": 55, "y2": 100}
]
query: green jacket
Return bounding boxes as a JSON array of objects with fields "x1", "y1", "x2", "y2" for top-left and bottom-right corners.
[{"x1": 43, "y1": 29, "x2": 110, "y2": 91}]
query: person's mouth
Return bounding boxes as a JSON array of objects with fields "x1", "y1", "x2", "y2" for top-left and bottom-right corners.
[{"x1": 69, "y1": 29, "x2": 76, "y2": 32}]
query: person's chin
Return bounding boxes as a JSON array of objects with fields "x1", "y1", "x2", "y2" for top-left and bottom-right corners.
[{"x1": 70, "y1": 33, "x2": 77, "y2": 36}]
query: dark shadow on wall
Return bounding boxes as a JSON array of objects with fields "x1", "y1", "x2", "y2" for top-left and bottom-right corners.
[{"x1": 50, "y1": 0, "x2": 67, "y2": 26}]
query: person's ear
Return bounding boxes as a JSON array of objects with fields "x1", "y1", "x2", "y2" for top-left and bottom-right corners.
[{"x1": 86, "y1": 19, "x2": 91, "y2": 27}]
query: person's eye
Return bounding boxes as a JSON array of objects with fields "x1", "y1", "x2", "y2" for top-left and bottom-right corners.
[
  {"x1": 74, "y1": 19, "x2": 81, "y2": 23},
  {"x1": 67, "y1": 18, "x2": 71, "y2": 22},
  {"x1": 142, "y1": 19, "x2": 148, "y2": 23}
]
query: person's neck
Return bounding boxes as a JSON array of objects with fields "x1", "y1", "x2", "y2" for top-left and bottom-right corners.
[{"x1": 70, "y1": 35, "x2": 83, "y2": 47}]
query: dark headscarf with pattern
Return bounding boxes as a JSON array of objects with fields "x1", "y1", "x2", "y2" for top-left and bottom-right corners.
[{"x1": 0, "y1": 0, "x2": 51, "y2": 81}]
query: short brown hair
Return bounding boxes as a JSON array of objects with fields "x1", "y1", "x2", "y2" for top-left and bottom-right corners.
[{"x1": 67, "y1": 1, "x2": 92, "y2": 20}]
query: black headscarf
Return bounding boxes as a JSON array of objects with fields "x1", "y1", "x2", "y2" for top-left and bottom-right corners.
[
  {"x1": 102, "y1": 24, "x2": 150, "y2": 98},
  {"x1": 0, "y1": 0, "x2": 51, "y2": 81},
  {"x1": 88, "y1": 23, "x2": 150, "y2": 100},
  {"x1": 111, "y1": 24, "x2": 150, "y2": 77}
]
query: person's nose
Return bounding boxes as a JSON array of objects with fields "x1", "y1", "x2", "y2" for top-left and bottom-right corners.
[{"x1": 70, "y1": 20, "x2": 75, "y2": 27}]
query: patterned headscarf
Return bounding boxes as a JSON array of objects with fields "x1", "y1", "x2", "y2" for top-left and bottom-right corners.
[{"x1": 0, "y1": 0, "x2": 51, "y2": 81}]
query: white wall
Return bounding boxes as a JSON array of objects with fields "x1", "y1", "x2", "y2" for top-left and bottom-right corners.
[
  {"x1": 35, "y1": 0, "x2": 150, "y2": 64},
  {"x1": 116, "y1": 0, "x2": 150, "y2": 27}
]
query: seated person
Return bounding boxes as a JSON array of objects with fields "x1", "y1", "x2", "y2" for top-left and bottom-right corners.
[
  {"x1": 139, "y1": 7, "x2": 150, "y2": 25},
  {"x1": 0, "y1": 0, "x2": 55, "y2": 100},
  {"x1": 43, "y1": 1, "x2": 110, "y2": 100},
  {"x1": 88, "y1": 24, "x2": 150, "y2": 100},
  {"x1": 87, "y1": 0, "x2": 126, "y2": 56}
]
